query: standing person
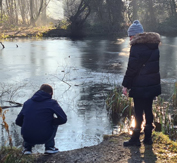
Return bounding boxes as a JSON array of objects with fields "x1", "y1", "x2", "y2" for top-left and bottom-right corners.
[
  {"x1": 16, "y1": 84, "x2": 67, "y2": 154},
  {"x1": 122, "y1": 20, "x2": 161, "y2": 146}
]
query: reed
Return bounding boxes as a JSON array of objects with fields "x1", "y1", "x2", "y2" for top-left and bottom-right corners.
[
  {"x1": 106, "y1": 84, "x2": 177, "y2": 141},
  {"x1": 106, "y1": 86, "x2": 133, "y2": 120},
  {"x1": 0, "y1": 146, "x2": 35, "y2": 163},
  {"x1": 153, "y1": 87, "x2": 177, "y2": 140},
  {"x1": 0, "y1": 107, "x2": 12, "y2": 148},
  {"x1": 172, "y1": 82, "x2": 177, "y2": 108}
]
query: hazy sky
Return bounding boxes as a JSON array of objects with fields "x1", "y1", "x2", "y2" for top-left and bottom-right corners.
[{"x1": 47, "y1": 0, "x2": 64, "y2": 20}]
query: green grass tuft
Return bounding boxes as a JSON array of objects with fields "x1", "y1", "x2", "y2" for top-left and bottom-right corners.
[{"x1": 0, "y1": 146, "x2": 36, "y2": 163}]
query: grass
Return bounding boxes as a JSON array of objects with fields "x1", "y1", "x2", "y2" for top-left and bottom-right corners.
[
  {"x1": 106, "y1": 83, "x2": 177, "y2": 141},
  {"x1": 0, "y1": 147, "x2": 35, "y2": 163},
  {"x1": 152, "y1": 132, "x2": 177, "y2": 162},
  {"x1": 106, "y1": 86, "x2": 133, "y2": 119},
  {"x1": 0, "y1": 25, "x2": 55, "y2": 39}
]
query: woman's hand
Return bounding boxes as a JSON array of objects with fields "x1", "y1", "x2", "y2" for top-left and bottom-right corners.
[{"x1": 122, "y1": 87, "x2": 128, "y2": 96}]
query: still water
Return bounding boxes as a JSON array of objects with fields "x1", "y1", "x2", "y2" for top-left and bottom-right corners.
[{"x1": 0, "y1": 36, "x2": 177, "y2": 153}]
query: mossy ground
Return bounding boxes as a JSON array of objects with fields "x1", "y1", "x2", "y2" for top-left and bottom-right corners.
[
  {"x1": 1, "y1": 132, "x2": 177, "y2": 163},
  {"x1": 152, "y1": 132, "x2": 177, "y2": 162}
]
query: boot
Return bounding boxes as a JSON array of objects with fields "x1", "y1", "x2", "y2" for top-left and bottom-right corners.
[
  {"x1": 123, "y1": 129, "x2": 141, "y2": 147},
  {"x1": 143, "y1": 125, "x2": 154, "y2": 145}
]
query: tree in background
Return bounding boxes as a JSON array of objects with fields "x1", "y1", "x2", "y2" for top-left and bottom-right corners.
[
  {"x1": 63, "y1": 0, "x2": 91, "y2": 37},
  {"x1": 63, "y1": 0, "x2": 125, "y2": 36},
  {"x1": 0, "y1": 0, "x2": 50, "y2": 28},
  {"x1": 88, "y1": 0, "x2": 125, "y2": 35},
  {"x1": 125, "y1": 0, "x2": 138, "y2": 22},
  {"x1": 29, "y1": 0, "x2": 49, "y2": 26},
  {"x1": 0, "y1": 0, "x2": 177, "y2": 36},
  {"x1": 125, "y1": 0, "x2": 177, "y2": 34}
]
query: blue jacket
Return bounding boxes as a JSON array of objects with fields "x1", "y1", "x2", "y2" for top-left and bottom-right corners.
[
  {"x1": 15, "y1": 90, "x2": 67, "y2": 144},
  {"x1": 122, "y1": 32, "x2": 161, "y2": 98}
]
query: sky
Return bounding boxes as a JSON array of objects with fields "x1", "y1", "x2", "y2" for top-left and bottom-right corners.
[{"x1": 47, "y1": 0, "x2": 64, "y2": 20}]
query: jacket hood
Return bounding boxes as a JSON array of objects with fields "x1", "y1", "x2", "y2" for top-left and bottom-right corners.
[
  {"x1": 130, "y1": 32, "x2": 161, "y2": 45},
  {"x1": 31, "y1": 90, "x2": 52, "y2": 102}
]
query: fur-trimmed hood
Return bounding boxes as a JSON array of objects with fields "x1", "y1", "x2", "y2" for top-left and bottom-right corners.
[{"x1": 130, "y1": 32, "x2": 161, "y2": 45}]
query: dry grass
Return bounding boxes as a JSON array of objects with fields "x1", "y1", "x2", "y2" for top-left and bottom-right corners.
[{"x1": 0, "y1": 26, "x2": 55, "y2": 39}]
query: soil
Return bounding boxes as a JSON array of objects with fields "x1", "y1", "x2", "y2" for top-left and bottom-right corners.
[{"x1": 35, "y1": 133, "x2": 177, "y2": 163}]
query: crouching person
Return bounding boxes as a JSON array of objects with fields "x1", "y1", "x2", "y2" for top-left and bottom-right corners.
[{"x1": 15, "y1": 84, "x2": 67, "y2": 155}]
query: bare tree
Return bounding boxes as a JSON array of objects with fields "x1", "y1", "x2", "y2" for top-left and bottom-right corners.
[
  {"x1": 64, "y1": 0, "x2": 91, "y2": 37},
  {"x1": 132, "y1": 0, "x2": 138, "y2": 20},
  {"x1": 169, "y1": 0, "x2": 177, "y2": 18},
  {"x1": 30, "y1": 0, "x2": 51, "y2": 26},
  {"x1": 0, "y1": 0, "x2": 2, "y2": 24}
]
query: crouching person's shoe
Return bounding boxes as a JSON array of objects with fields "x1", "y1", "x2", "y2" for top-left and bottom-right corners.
[
  {"x1": 123, "y1": 129, "x2": 141, "y2": 147},
  {"x1": 23, "y1": 148, "x2": 32, "y2": 155},
  {"x1": 44, "y1": 147, "x2": 59, "y2": 154}
]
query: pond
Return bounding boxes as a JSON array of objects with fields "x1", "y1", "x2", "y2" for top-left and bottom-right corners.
[{"x1": 0, "y1": 36, "x2": 177, "y2": 153}]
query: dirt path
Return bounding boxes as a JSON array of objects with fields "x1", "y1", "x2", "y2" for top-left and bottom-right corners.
[{"x1": 35, "y1": 133, "x2": 177, "y2": 163}]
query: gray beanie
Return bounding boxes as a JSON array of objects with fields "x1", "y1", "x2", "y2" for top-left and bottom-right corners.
[{"x1": 127, "y1": 20, "x2": 144, "y2": 37}]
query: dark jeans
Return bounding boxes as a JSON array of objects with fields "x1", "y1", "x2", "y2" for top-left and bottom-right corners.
[
  {"x1": 24, "y1": 125, "x2": 58, "y2": 150},
  {"x1": 133, "y1": 98, "x2": 154, "y2": 129}
]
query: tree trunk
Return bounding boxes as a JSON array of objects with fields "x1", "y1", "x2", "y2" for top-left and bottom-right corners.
[
  {"x1": 30, "y1": 0, "x2": 35, "y2": 25},
  {"x1": 148, "y1": 0, "x2": 156, "y2": 30},
  {"x1": 0, "y1": 0, "x2": 2, "y2": 25},
  {"x1": 69, "y1": 0, "x2": 91, "y2": 37},
  {"x1": 41, "y1": 0, "x2": 47, "y2": 25},
  {"x1": 132, "y1": 0, "x2": 138, "y2": 20},
  {"x1": 169, "y1": 0, "x2": 177, "y2": 17},
  {"x1": 14, "y1": 0, "x2": 18, "y2": 25}
]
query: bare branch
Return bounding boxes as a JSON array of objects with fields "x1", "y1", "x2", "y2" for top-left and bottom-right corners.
[{"x1": 0, "y1": 42, "x2": 5, "y2": 48}]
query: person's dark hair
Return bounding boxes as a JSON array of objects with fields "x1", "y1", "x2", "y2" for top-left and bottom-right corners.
[{"x1": 40, "y1": 84, "x2": 53, "y2": 95}]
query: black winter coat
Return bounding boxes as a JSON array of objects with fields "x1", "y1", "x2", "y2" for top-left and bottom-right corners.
[
  {"x1": 122, "y1": 32, "x2": 161, "y2": 99},
  {"x1": 16, "y1": 90, "x2": 67, "y2": 144}
]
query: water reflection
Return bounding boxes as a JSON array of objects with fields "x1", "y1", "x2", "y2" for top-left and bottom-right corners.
[
  {"x1": 0, "y1": 36, "x2": 177, "y2": 152},
  {"x1": 159, "y1": 36, "x2": 177, "y2": 99}
]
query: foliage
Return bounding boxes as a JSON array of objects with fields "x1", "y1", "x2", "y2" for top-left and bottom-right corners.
[
  {"x1": 157, "y1": 17, "x2": 177, "y2": 35},
  {"x1": 0, "y1": 107, "x2": 13, "y2": 148},
  {"x1": 0, "y1": 82, "x2": 35, "y2": 163},
  {"x1": 106, "y1": 86, "x2": 133, "y2": 120},
  {"x1": 0, "y1": 146, "x2": 35, "y2": 163},
  {"x1": 125, "y1": 0, "x2": 177, "y2": 33},
  {"x1": 57, "y1": 20, "x2": 70, "y2": 30},
  {"x1": 152, "y1": 84, "x2": 177, "y2": 141},
  {"x1": 153, "y1": 132, "x2": 177, "y2": 153},
  {"x1": 0, "y1": 26, "x2": 54, "y2": 39},
  {"x1": 107, "y1": 83, "x2": 177, "y2": 141},
  {"x1": 0, "y1": 0, "x2": 50, "y2": 27},
  {"x1": 172, "y1": 82, "x2": 177, "y2": 108},
  {"x1": 0, "y1": 33, "x2": 9, "y2": 39},
  {"x1": 0, "y1": 0, "x2": 177, "y2": 37},
  {"x1": 88, "y1": 0, "x2": 125, "y2": 35}
]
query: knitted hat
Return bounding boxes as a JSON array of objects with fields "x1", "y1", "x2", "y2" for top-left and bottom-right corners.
[{"x1": 127, "y1": 20, "x2": 144, "y2": 37}]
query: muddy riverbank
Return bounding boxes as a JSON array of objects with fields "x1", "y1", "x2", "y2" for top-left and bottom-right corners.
[
  {"x1": 0, "y1": 27, "x2": 70, "y2": 39},
  {"x1": 35, "y1": 132, "x2": 177, "y2": 163}
]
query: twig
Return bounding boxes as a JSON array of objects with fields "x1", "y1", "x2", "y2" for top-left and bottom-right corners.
[
  {"x1": 61, "y1": 79, "x2": 71, "y2": 88},
  {"x1": 6, "y1": 100, "x2": 23, "y2": 106},
  {"x1": 0, "y1": 42, "x2": 5, "y2": 48},
  {"x1": 1, "y1": 100, "x2": 23, "y2": 109},
  {"x1": 1, "y1": 105, "x2": 22, "y2": 109}
]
